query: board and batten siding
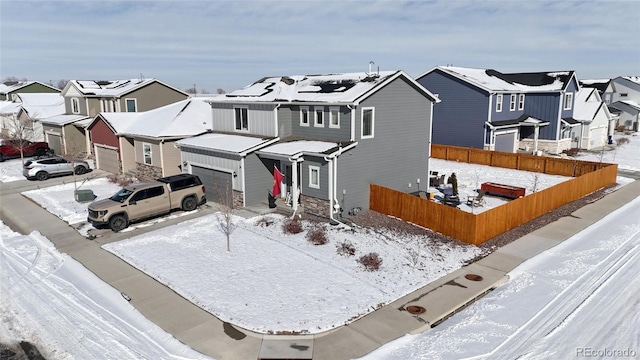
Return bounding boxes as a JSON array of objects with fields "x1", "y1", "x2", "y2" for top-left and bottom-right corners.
[
  {"x1": 283, "y1": 105, "x2": 352, "y2": 141},
  {"x1": 560, "y1": 79, "x2": 579, "y2": 119},
  {"x1": 522, "y1": 93, "x2": 561, "y2": 140},
  {"x1": 160, "y1": 140, "x2": 182, "y2": 176},
  {"x1": 244, "y1": 153, "x2": 276, "y2": 206},
  {"x1": 491, "y1": 93, "x2": 525, "y2": 122},
  {"x1": 417, "y1": 70, "x2": 488, "y2": 149},
  {"x1": 180, "y1": 147, "x2": 243, "y2": 191},
  {"x1": 211, "y1": 103, "x2": 276, "y2": 136},
  {"x1": 337, "y1": 76, "x2": 433, "y2": 213}
]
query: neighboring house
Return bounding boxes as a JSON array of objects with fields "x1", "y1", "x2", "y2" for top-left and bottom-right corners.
[
  {"x1": 603, "y1": 76, "x2": 640, "y2": 131},
  {"x1": 0, "y1": 80, "x2": 59, "y2": 101},
  {"x1": 177, "y1": 70, "x2": 439, "y2": 219},
  {"x1": 571, "y1": 88, "x2": 615, "y2": 150},
  {"x1": 14, "y1": 93, "x2": 66, "y2": 142},
  {"x1": 48, "y1": 78, "x2": 191, "y2": 156},
  {"x1": 0, "y1": 100, "x2": 22, "y2": 138},
  {"x1": 87, "y1": 98, "x2": 212, "y2": 176},
  {"x1": 416, "y1": 66, "x2": 582, "y2": 154}
]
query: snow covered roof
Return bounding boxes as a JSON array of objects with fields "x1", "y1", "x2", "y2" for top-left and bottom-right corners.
[
  {"x1": 38, "y1": 114, "x2": 89, "y2": 126},
  {"x1": 15, "y1": 93, "x2": 64, "y2": 106},
  {"x1": 419, "y1": 66, "x2": 576, "y2": 93},
  {"x1": 572, "y1": 88, "x2": 604, "y2": 122},
  {"x1": 579, "y1": 79, "x2": 610, "y2": 93},
  {"x1": 64, "y1": 78, "x2": 187, "y2": 98},
  {"x1": 176, "y1": 133, "x2": 276, "y2": 155},
  {"x1": 19, "y1": 94, "x2": 65, "y2": 120},
  {"x1": 0, "y1": 100, "x2": 21, "y2": 115},
  {"x1": 98, "y1": 98, "x2": 213, "y2": 138},
  {"x1": 212, "y1": 71, "x2": 438, "y2": 104},
  {"x1": 621, "y1": 76, "x2": 640, "y2": 85},
  {"x1": 0, "y1": 80, "x2": 59, "y2": 94},
  {"x1": 258, "y1": 139, "x2": 352, "y2": 159},
  {"x1": 613, "y1": 100, "x2": 640, "y2": 112}
]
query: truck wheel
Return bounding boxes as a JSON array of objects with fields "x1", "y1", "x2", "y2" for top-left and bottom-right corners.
[
  {"x1": 0, "y1": 154, "x2": 4, "y2": 162},
  {"x1": 36, "y1": 171, "x2": 49, "y2": 181},
  {"x1": 74, "y1": 165, "x2": 86, "y2": 175},
  {"x1": 182, "y1": 196, "x2": 197, "y2": 211},
  {"x1": 35, "y1": 147, "x2": 47, "y2": 156},
  {"x1": 109, "y1": 215, "x2": 128, "y2": 232}
]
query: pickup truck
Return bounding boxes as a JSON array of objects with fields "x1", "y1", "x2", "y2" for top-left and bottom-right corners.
[
  {"x1": 87, "y1": 174, "x2": 206, "y2": 232},
  {"x1": 0, "y1": 138, "x2": 50, "y2": 162}
]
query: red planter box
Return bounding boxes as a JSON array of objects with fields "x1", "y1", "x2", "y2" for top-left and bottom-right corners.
[{"x1": 481, "y1": 182, "x2": 526, "y2": 199}]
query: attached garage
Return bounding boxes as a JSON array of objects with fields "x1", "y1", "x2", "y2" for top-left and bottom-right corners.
[
  {"x1": 588, "y1": 126, "x2": 607, "y2": 149},
  {"x1": 494, "y1": 131, "x2": 517, "y2": 153},
  {"x1": 94, "y1": 144, "x2": 120, "y2": 174},
  {"x1": 46, "y1": 133, "x2": 62, "y2": 155},
  {"x1": 191, "y1": 165, "x2": 233, "y2": 205}
]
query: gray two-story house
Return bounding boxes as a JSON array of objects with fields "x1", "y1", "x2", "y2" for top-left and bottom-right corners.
[
  {"x1": 177, "y1": 70, "x2": 438, "y2": 219},
  {"x1": 603, "y1": 76, "x2": 640, "y2": 132},
  {"x1": 417, "y1": 66, "x2": 581, "y2": 154}
]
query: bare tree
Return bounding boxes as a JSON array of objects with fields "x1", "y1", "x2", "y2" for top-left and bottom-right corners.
[
  {"x1": 530, "y1": 166, "x2": 541, "y2": 193},
  {"x1": 1, "y1": 112, "x2": 38, "y2": 163},
  {"x1": 216, "y1": 88, "x2": 226, "y2": 94},
  {"x1": 214, "y1": 178, "x2": 237, "y2": 251},
  {"x1": 59, "y1": 141, "x2": 89, "y2": 193},
  {"x1": 56, "y1": 79, "x2": 68, "y2": 90}
]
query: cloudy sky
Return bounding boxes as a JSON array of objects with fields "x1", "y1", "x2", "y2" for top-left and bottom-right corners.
[{"x1": 1, "y1": 0, "x2": 638, "y2": 93}]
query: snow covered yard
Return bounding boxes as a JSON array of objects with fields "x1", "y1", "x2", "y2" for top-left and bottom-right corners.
[
  {"x1": 0, "y1": 158, "x2": 25, "y2": 182},
  {"x1": 576, "y1": 132, "x2": 640, "y2": 171},
  {"x1": 0, "y1": 221, "x2": 210, "y2": 359},
  {"x1": 103, "y1": 213, "x2": 483, "y2": 334}
]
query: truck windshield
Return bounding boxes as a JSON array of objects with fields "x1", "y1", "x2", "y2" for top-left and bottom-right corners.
[{"x1": 110, "y1": 188, "x2": 133, "y2": 203}]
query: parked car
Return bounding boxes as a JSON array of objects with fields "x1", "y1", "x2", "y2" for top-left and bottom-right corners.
[
  {"x1": 0, "y1": 138, "x2": 50, "y2": 162},
  {"x1": 23, "y1": 156, "x2": 91, "y2": 181},
  {"x1": 87, "y1": 174, "x2": 206, "y2": 232}
]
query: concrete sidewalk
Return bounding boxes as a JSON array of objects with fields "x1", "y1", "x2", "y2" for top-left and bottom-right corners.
[{"x1": 1, "y1": 176, "x2": 639, "y2": 360}]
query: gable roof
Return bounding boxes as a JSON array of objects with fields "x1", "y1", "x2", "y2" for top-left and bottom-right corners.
[
  {"x1": 579, "y1": 79, "x2": 610, "y2": 93},
  {"x1": 572, "y1": 88, "x2": 605, "y2": 122},
  {"x1": 212, "y1": 70, "x2": 438, "y2": 104},
  {"x1": 621, "y1": 76, "x2": 640, "y2": 86},
  {"x1": 20, "y1": 94, "x2": 65, "y2": 120},
  {"x1": 93, "y1": 98, "x2": 213, "y2": 138},
  {"x1": 38, "y1": 114, "x2": 89, "y2": 126},
  {"x1": 15, "y1": 93, "x2": 64, "y2": 106},
  {"x1": 418, "y1": 66, "x2": 577, "y2": 93},
  {"x1": 62, "y1": 78, "x2": 189, "y2": 98},
  {"x1": 0, "y1": 81, "x2": 60, "y2": 95}
]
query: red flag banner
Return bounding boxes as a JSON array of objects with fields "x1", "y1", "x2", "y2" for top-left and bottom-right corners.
[{"x1": 272, "y1": 165, "x2": 284, "y2": 197}]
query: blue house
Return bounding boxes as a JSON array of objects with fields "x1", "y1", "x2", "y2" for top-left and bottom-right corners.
[
  {"x1": 177, "y1": 70, "x2": 438, "y2": 219},
  {"x1": 416, "y1": 66, "x2": 581, "y2": 154}
]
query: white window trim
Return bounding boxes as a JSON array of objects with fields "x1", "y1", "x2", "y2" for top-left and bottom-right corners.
[
  {"x1": 234, "y1": 105, "x2": 249, "y2": 131},
  {"x1": 564, "y1": 92, "x2": 573, "y2": 110},
  {"x1": 509, "y1": 94, "x2": 516, "y2": 111},
  {"x1": 518, "y1": 94, "x2": 525, "y2": 110},
  {"x1": 496, "y1": 94, "x2": 503, "y2": 112},
  {"x1": 361, "y1": 107, "x2": 375, "y2": 139},
  {"x1": 309, "y1": 165, "x2": 320, "y2": 189},
  {"x1": 142, "y1": 143, "x2": 152, "y2": 165},
  {"x1": 125, "y1": 98, "x2": 138, "y2": 112},
  {"x1": 314, "y1": 106, "x2": 324, "y2": 127},
  {"x1": 71, "y1": 98, "x2": 80, "y2": 114},
  {"x1": 329, "y1": 106, "x2": 340, "y2": 128},
  {"x1": 300, "y1": 106, "x2": 310, "y2": 127}
]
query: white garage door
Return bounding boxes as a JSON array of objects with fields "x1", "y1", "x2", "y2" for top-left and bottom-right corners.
[
  {"x1": 495, "y1": 132, "x2": 517, "y2": 153},
  {"x1": 47, "y1": 133, "x2": 62, "y2": 155},
  {"x1": 94, "y1": 144, "x2": 120, "y2": 174},
  {"x1": 588, "y1": 127, "x2": 607, "y2": 150}
]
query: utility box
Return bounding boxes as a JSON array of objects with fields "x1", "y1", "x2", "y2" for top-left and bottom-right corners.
[{"x1": 75, "y1": 189, "x2": 94, "y2": 203}]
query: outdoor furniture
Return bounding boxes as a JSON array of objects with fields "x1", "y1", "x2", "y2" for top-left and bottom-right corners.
[
  {"x1": 443, "y1": 194, "x2": 461, "y2": 207},
  {"x1": 467, "y1": 190, "x2": 486, "y2": 207},
  {"x1": 481, "y1": 182, "x2": 525, "y2": 199}
]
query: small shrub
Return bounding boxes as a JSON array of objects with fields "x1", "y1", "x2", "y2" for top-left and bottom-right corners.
[
  {"x1": 306, "y1": 225, "x2": 328, "y2": 245},
  {"x1": 616, "y1": 124, "x2": 626, "y2": 132},
  {"x1": 255, "y1": 216, "x2": 274, "y2": 227},
  {"x1": 616, "y1": 137, "x2": 630, "y2": 146},
  {"x1": 336, "y1": 240, "x2": 356, "y2": 256},
  {"x1": 358, "y1": 252, "x2": 382, "y2": 271},
  {"x1": 106, "y1": 174, "x2": 135, "y2": 187},
  {"x1": 562, "y1": 148, "x2": 579, "y2": 157},
  {"x1": 283, "y1": 218, "x2": 303, "y2": 234}
]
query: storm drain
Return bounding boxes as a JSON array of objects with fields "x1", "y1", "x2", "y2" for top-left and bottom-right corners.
[
  {"x1": 405, "y1": 305, "x2": 427, "y2": 315},
  {"x1": 465, "y1": 274, "x2": 484, "y2": 281}
]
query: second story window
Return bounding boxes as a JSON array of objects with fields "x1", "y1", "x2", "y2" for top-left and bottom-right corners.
[
  {"x1": 361, "y1": 107, "x2": 375, "y2": 139},
  {"x1": 564, "y1": 92, "x2": 573, "y2": 110},
  {"x1": 509, "y1": 94, "x2": 516, "y2": 111},
  {"x1": 314, "y1": 107, "x2": 324, "y2": 127},
  {"x1": 300, "y1": 107, "x2": 309, "y2": 126},
  {"x1": 125, "y1": 98, "x2": 137, "y2": 112},
  {"x1": 496, "y1": 94, "x2": 503, "y2": 112},
  {"x1": 518, "y1": 94, "x2": 525, "y2": 110},
  {"x1": 329, "y1": 107, "x2": 340, "y2": 128},
  {"x1": 71, "y1": 98, "x2": 80, "y2": 114},
  {"x1": 101, "y1": 99, "x2": 116, "y2": 112},
  {"x1": 234, "y1": 106, "x2": 248, "y2": 131}
]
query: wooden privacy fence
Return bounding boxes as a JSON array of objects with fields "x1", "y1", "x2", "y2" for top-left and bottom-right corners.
[{"x1": 370, "y1": 146, "x2": 618, "y2": 245}]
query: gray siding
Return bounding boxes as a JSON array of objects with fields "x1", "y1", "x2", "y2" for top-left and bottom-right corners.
[
  {"x1": 211, "y1": 103, "x2": 276, "y2": 136},
  {"x1": 336, "y1": 76, "x2": 433, "y2": 213},
  {"x1": 283, "y1": 105, "x2": 351, "y2": 141},
  {"x1": 244, "y1": 153, "x2": 276, "y2": 206},
  {"x1": 417, "y1": 70, "x2": 488, "y2": 148},
  {"x1": 277, "y1": 107, "x2": 293, "y2": 137},
  {"x1": 180, "y1": 147, "x2": 243, "y2": 191},
  {"x1": 300, "y1": 156, "x2": 329, "y2": 200}
]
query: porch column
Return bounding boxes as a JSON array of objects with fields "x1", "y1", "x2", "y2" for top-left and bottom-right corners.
[
  {"x1": 291, "y1": 160, "x2": 299, "y2": 212},
  {"x1": 533, "y1": 126, "x2": 539, "y2": 154}
]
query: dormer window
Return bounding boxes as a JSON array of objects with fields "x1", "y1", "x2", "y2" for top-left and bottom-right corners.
[
  {"x1": 564, "y1": 92, "x2": 573, "y2": 110},
  {"x1": 71, "y1": 98, "x2": 80, "y2": 114}
]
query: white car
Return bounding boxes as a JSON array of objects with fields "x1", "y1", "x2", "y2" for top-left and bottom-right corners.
[{"x1": 23, "y1": 156, "x2": 91, "y2": 181}]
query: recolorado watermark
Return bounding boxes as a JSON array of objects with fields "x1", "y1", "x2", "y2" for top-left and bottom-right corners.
[{"x1": 576, "y1": 347, "x2": 637, "y2": 358}]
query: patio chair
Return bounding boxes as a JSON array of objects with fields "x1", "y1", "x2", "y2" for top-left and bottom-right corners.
[{"x1": 467, "y1": 190, "x2": 486, "y2": 207}]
